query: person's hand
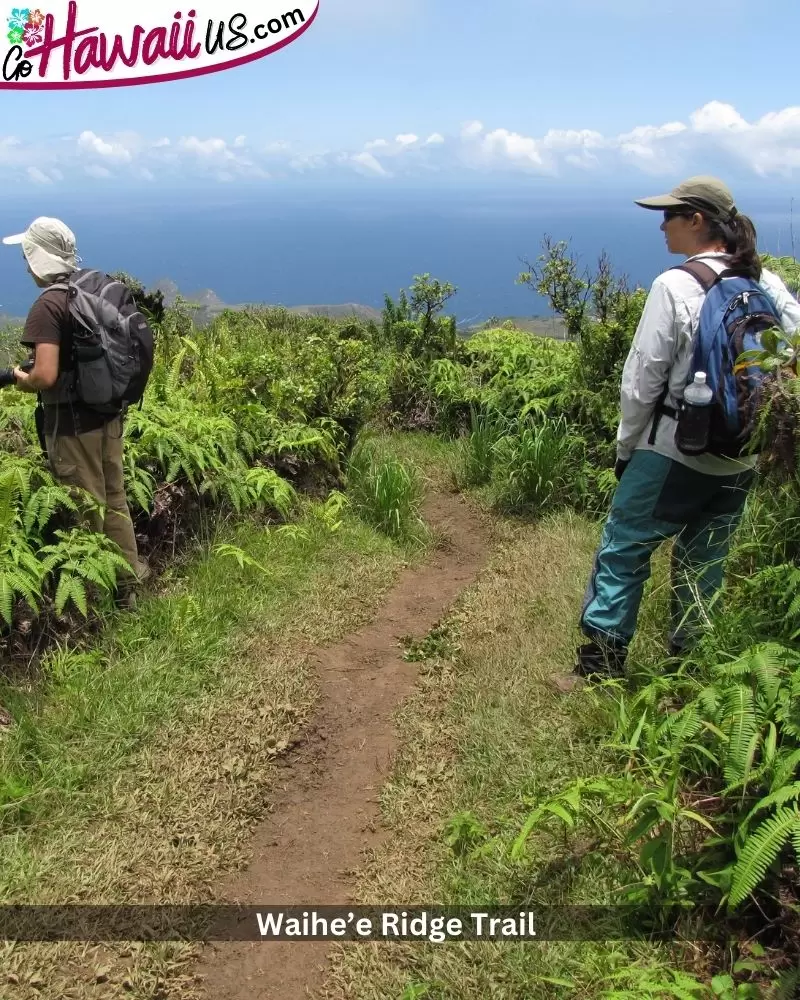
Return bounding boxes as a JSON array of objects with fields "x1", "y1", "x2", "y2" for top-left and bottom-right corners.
[
  {"x1": 12, "y1": 367, "x2": 34, "y2": 392},
  {"x1": 614, "y1": 458, "x2": 630, "y2": 481}
]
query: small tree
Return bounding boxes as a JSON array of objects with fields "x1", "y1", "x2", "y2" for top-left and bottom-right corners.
[
  {"x1": 409, "y1": 273, "x2": 456, "y2": 336},
  {"x1": 382, "y1": 273, "x2": 458, "y2": 361},
  {"x1": 591, "y1": 249, "x2": 630, "y2": 325},
  {"x1": 517, "y1": 236, "x2": 591, "y2": 340}
]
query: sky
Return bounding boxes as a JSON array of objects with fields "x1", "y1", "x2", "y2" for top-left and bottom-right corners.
[{"x1": 0, "y1": 0, "x2": 799, "y2": 201}]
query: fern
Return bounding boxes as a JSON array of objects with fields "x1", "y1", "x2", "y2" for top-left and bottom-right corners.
[
  {"x1": 770, "y1": 747, "x2": 800, "y2": 792},
  {"x1": 242, "y1": 468, "x2": 297, "y2": 518},
  {"x1": 768, "y1": 967, "x2": 800, "y2": 1000},
  {"x1": 23, "y1": 482, "x2": 78, "y2": 534},
  {"x1": 598, "y1": 967, "x2": 707, "y2": 999},
  {"x1": 0, "y1": 568, "x2": 41, "y2": 623},
  {"x1": 124, "y1": 463, "x2": 157, "y2": 514},
  {"x1": 744, "y1": 782, "x2": 800, "y2": 826},
  {"x1": 720, "y1": 685, "x2": 758, "y2": 786},
  {"x1": 213, "y1": 544, "x2": 269, "y2": 575},
  {"x1": 39, "y1": 529, "x2": 132, "y2": 616},
  {"x1": 729, "y1": 806, "x2": 800, "y2": 908},
  {"x1": 654, "y1": 705, "x2": 703, "y2": 761},
  {"x1": 54, "y1": 573, "x2": 88, "y2": 617}
]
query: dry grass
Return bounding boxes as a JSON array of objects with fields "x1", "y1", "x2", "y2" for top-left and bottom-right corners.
[
  {"x1": 0, "y1": 507, "x2": 426, "y2": 1000},
  {"x1": 320, "y1": 508, "x2": 679, "y2": 1000}
]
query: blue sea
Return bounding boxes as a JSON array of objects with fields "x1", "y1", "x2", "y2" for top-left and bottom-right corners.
[{"x1": 0, "y1": 183, "x2": 797, "y2": 322}]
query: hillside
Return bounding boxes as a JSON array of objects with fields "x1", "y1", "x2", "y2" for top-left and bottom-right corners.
[
  {"x1": 464, "y1": 314, "x2": 568, "y2": 339},
  {"x1": 152, "y1": 278, "x2": 382, "y2": 326}
]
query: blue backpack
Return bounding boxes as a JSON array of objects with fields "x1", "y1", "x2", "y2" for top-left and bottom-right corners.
[{"x1": 660, "y1": 259, "x2": 783, "y2": 458}]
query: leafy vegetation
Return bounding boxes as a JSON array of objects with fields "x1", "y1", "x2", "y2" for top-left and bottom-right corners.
[
  {"x1": 424, "y1": 245, "x2": 800, "y2": 996},
  {"x1": 3, "y1": 238, "x2": 800, "y2": 998},
  {"x1": 324, "y1": 244, "x2": 800, "y2": 998}
]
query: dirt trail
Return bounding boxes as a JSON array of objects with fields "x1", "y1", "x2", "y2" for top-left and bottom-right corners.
[{"x1": 195, "y1": 490, "x2": 489, "y2": 1000}]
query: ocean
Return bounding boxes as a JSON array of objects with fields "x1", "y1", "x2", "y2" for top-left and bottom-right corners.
[{"x1": 0, "y1": 184, "x2": 797, "y2": 323}]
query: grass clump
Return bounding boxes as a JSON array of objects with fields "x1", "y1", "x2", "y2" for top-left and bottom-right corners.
[{"x1": 346, "y1": 437, "x2": 426, "y2": 543}]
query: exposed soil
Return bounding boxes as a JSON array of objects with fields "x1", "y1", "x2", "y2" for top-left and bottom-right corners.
[{"x1": 195, "y1": 490, "x2": 489, "y2": 999}]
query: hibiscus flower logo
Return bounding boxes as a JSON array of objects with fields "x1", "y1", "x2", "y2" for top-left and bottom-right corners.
[
  {"x1": 23, "y1": 19, "x2": 42, "y2": 45},
  {"x1": 7, "y1": 7, "x2": 29, "y2": 31},
  {"x1": 7, "y1": 6, "x2": 28, "y2": 40},
  {"x1": 6, "y1": 7, "x2": 47, "y2": 46}
]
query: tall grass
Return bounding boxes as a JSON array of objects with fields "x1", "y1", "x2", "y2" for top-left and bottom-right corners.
[
  {"x1": 491, "y1": 415, "x2": 583, "y2": 513},
  {"x1": 346, "y1": 439, "x2": 425, "y2": 542},
  {"x1": 455, "y1": 406, "x2": 505, "y2": 488}
]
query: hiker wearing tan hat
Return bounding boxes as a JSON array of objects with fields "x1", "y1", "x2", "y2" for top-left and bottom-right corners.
[
  {"x1": 572, "y1": 176, "x2": 800, "y2": 682},
  {"x1": 4, "y1": 216, "x2": 147, "y2": 608}
]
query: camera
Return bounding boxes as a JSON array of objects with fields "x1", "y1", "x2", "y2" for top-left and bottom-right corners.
[{"x1": 0, "y1": 358, "x2": 34, "y2": 388}]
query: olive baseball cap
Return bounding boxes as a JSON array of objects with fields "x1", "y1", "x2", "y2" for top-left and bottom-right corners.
[{"x1": 634, "y1": 175, "x2": 737, "y2": 221}]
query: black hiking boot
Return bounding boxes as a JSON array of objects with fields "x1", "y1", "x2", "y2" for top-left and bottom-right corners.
[{"x1": 574, "y1": 639, "x2": 628, "y2": 682}]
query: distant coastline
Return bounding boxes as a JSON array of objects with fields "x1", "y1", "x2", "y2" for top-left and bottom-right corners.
[{"x1": 0, "y1": 277, "x2": 568, "y2": 344}]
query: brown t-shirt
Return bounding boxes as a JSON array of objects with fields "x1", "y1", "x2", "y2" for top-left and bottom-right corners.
[{"x1": 20, "y1": 287, "x2": 112, "y2": 436}]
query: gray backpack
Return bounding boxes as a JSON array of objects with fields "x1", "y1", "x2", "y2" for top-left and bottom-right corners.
[{"x1": 42, "y1": 269, "x2": 155, "y2": 414}]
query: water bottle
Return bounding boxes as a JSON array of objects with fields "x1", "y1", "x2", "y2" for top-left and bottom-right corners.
[{"x1": 676, "y1": 372, "x2": 714, "y2": 455}]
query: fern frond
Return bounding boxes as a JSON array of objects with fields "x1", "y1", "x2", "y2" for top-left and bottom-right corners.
[
  {"x1": 721, "y1": 685, "x2": 758, "y2": 786},
  {"x1": 744, "y1": 783, "x2": 800, "y2": 826},
  {"x1": 729, "y1": 806, "x2": 798, "y2": 908},
  {"x1": 771, "y1": 748, "x2": 800, "y2": 792}
]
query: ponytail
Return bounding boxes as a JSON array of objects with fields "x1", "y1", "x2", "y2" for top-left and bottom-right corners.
[{"x1": 706, "y1": 212, "x2": 762, "y2": 281}]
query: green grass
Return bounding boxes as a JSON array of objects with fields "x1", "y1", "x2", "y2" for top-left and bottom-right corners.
[
  {"x1": 0, "y1": 439, "x2": 446, "y2": 999},
  {"x1": 347, "y1": 439, "x2": 426, "y2": 542},
  {"x1": 321, "y1": 508, "x2": 725, "y2": 1000},
  {"x1": 0, "y1": 498, "x2": 426, "y2": 902}
]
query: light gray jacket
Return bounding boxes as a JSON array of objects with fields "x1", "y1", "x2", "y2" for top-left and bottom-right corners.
[{"x1": 617, "y1": 252, "x2": 800, "y2": 475}]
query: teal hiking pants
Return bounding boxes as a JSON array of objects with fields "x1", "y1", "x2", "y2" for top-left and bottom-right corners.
[{"x1": 580, "y1": 450, "x2": 754, "y2": 650}]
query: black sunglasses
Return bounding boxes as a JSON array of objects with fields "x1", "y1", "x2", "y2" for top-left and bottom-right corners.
[{"x1": 663, "y1": 208, "x2": 696, "y2": 222}]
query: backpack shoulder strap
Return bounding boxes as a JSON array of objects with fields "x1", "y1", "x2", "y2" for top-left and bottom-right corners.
[{"x1": 673, "y1": 260, "x2": 721, "y2": 293}]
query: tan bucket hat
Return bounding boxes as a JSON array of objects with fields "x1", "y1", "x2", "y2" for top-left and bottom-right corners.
[{"x1": 2, "y1": 216, "x2": 81, "y2": 282}]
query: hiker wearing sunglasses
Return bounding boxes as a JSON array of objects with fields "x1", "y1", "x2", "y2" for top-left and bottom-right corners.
[{"x1": 573, "y1": 176, "x2": 800, "y2": 682}]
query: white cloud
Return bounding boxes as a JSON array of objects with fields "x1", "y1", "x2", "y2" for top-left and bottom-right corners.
[
  {"x1": 446, "y1": 102, "x2": 800, "y2": 179},
  {"x1": 78, "y1": 130, "x2": 132, "y2": 163},
  {"x1": 7, "y1": 100, "x2": 800, "y2": 188},
  {"x1": 27, "y1": 166, "x2": 52, "y2": 185},
  {"x1": 179, "y1": 136, "x2": 235, "y2": 160},
  {"x1": 690, "y1": 101, "x2": 747, "y2": 133},
  {"x1": 461, "y1": 120, "x2": 484, "y2": 139},
  {"x1": 479, "y1": 128, "x2": 547, "y2": 169},
  {"x1": 288, "y1": 153, "x2": 327, "y2": 172},
  {"x1": 350, "y1": 151, "x2": 390, "y2": 177}
]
